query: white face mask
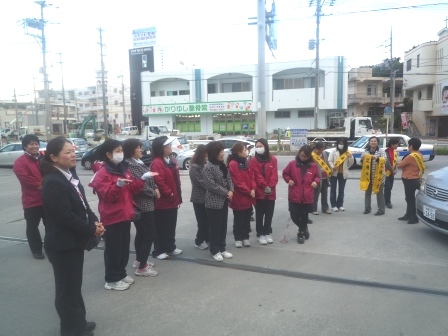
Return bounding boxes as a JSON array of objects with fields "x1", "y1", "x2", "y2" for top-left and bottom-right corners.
[
  {"x1": 255, "y1": 147, "x2": 265, "y2": 155},
  {"x1": 111, "y1": 153, "x2": 123, "y2": 164},
  {"x1": 338, "y1": 145, "x2": 344, "y2": 150}
]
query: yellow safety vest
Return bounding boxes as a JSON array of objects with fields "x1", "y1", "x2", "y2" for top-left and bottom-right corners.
[
  {"x1": 410, "y1": 152, "x2": 425, "y2": 177},
  {"x1": 386, "y1": 151, "x2": 398, "y2": 177},
  {"x1": 312, "y1": 152, "x2": 332, "y2": 176},
  {"x1": 360, "y1": 154, "x2": 386, "y2": 194}
]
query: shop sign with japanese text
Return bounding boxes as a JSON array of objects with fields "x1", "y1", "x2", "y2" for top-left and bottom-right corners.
[{"x1": 143, "y1": 101, "x2": 253, "y2": 115}]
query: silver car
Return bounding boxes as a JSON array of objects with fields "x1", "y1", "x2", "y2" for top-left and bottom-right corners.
[
  {"x1": 416, "y1": 167, "x2": 448, "y2": 234},
  {"x1": 67, "y1": 138, "x2": 88, "y2": 159},
  {"x1": 0, "y1": 142, "x2": 47, "y2": 167}
]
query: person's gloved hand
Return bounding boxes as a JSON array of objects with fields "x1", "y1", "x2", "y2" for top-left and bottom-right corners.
[
  {"x1": 141, "y1": 172, "x2": 159, "y2": 181},
  {"x1": 116, "y1": 179, "x2": 132, "y2": 187},
  {"x1": 264, "y1": 186, "x2": 271, "y2": 195}
]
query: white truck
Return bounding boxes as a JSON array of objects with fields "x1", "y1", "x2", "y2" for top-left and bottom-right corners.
[
  {"x1": 19, "y1": 126, "x2": 47, "y2": 141},
  {"x1": 306, "y1": 117, "x2": 374, "y2": 142},
  {"x1": 141, "y1": 125, "x2": 170, "y2": 140}
]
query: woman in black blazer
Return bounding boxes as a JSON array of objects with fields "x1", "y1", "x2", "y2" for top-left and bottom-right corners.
[{"x1": 41, "y1": 137, "x2": 105, "y2": 336}]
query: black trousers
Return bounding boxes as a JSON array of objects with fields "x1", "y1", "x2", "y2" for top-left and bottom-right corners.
[
  {"x1": 104, "y1": 221, "x2": 131, "y2": 283},
  {"x1": 313, "y1": 178, "x2": 330, "y2": 212},
  {"x1": 384, "y1": 174, "x2": 395, "y2": 205},
  {"x1": 133, "y1": 211, "x2": 155, "y2": 268},
  {"x1": 402, "y1": 178, "x2": 420, "y2": 220},
  {"x1": 152, "y1": 208, "x2": 178, "y2": 257},
  {"x1": 24, "y1": 206, "x2": 46, "y2": 254},
  {"x1": 45, "y1": 245, "x2": 87, "y2": 336},
  {"x1": 289, "y1": 202, "x2": 310, "y2": 232},
  {"x1": 193, "y1": 203, "x2": 209, "y2": 245},
  {"x1": 207, "y1": 202, "x2": 228, "y2": 255},
  {"x1": 233, "y1": 207, "x2": 252, "y2": 241},
  {"x1": 255, "y1": 199, "x2": 275, "y2": 236}
]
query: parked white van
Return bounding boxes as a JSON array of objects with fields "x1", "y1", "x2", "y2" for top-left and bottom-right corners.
[{"x1": 122, "y1": 126, "x2": 139, "y2": 135}]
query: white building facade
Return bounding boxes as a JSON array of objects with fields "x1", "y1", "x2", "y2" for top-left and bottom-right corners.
[
  {"x1": 140, "y1": 57, "x2": 347, "y2": 137},
  {"x1": 404, "y1": 27, "x2": 448, "y2": 137}
]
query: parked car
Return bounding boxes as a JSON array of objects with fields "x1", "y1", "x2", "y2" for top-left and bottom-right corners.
[
  {"x1": 81, "y1": 142, "x2": 151, "y2": 170},
  {"x1": 0, "y1": 142, "x2": 47, "y2": 167},
  {"x1": 416, "y1": 167, "x2": 448, "y2": 235},
  {"x1": 67, "y1": 138, "x2": 88, "y2": 159},
  {"x1": 324, "y1": 134, "x2": 435, "y2": 166},
  {"x1": 177, "y1": 148, "x2": 196, "y2": 170},
  {"x1": 177, "y1": 136, "x2": 190, "y2": 151},
  {"x1": 216, "y1": 137, "x2": 256, "y2": 157},
  {"x1": 122, "y1": 126, "x2": 139, "y2": 135}
]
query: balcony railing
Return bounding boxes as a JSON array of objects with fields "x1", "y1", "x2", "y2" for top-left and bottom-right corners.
[{"x1": 348, "y1": 94, "x2": 403, "y2": 105}]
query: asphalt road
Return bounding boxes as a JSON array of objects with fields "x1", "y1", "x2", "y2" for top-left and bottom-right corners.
[{"x1": 1, "y1": 156, "x2": 448, "y2": 336}]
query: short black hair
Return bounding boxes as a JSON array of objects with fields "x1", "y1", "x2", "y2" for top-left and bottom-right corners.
[
  {"x1": 21, "y1": 134, "x2": 40, "y2": 150},
  {"x1": 314, "y1": 141, "x2": 325, "y2": 150},
  {"x1": 122, "y1": 138, "x2": 142, "y2": 159},
  {"x1": 151, "y1": 136, "x2": 168, "y2": 159},
  {"x1": 387, "y1": 138, "x2": 400, "y2": 147},
  {"x1": 206, "y1": 141, "x2": 224, "y2": 164},
  {"x1": 408, "y1": 137, "x2": 421, "y2": 150},
  {"x1": 98, "y1": 139, "x2": 122, "y2": 161}
]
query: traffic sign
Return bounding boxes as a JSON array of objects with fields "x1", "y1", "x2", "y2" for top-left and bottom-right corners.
[{"x1": 384, "y1": 106, "x2": 391, "y2": 118}]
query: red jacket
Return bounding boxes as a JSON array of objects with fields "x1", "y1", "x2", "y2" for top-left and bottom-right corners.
[
  {"x1": 228, "y1": 159, "x2": 255, "y2": 210},
  {"x1": 250, "y1": 155, "x2": 278, "y2": 200},
  {"x1": 282, "y1": 160, "x2": 319, "y2": 204},
  {"x1": 89, "y1": 162, "x2": 144, "y2": 226},
  {"x1": 13, "y1": 153, "x2": 43, "y2": 209},
  {"x1": 151, "y1": 157, "x2": 182, "y2": 210}
]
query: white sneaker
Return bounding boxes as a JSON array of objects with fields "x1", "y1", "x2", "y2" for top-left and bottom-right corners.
[
  {"x1": 265, "y1": 235, "x2": 274, "y2": 244},
  {"x1": 104, "y1": 280, "x2": 130, "y2": 291},
  {"x1": 195, "y1": 242, "x2": 209, "y2": 250},
  {"x1": 121, "y1": 276, "x2": 134, "y2": 285},
  {"x1": 258, "y1": 235, "x2": 267, "y2": 245},
  {"x1": 235, "y1": 241, "x2": 243, "y2": 248},
  {"x1": 167, "y1": 248, "x2": 182, "y2": 255},
  {"x1": 243, "y1": 239, "x2": 251, "y2": 247},
  {"x1": 156, "y1": 253, "x2": 169, "y2": 260},
  {"x1": 312, "y1": 211, "x2": 319, "y2": 215},
  {"x1": 339, "y1": 207, "x2": 345, "y2": 211},
  {"x1": 133, "y1": 260, "x2": 155, "y2": 269},
  {"x1": 135, "y1": 264, "x2": 158, "y2": 277},
  {"x1": 221, "y1": 251, "x2": 233, "y2": 259},
  {"x1": 332, "y1": 207, "x2": 339, "y2": 212},
  {"x1": 213, "y1": 252, "x2": 223, "y2": 261}
]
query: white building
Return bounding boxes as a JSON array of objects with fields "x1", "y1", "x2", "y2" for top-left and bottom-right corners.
[
  {"x1": 140, "y1": 56, "x2": 347, "y2": 137},
  {"x1": 403, "y1": 27, "x2": 448, "y2": 137}
]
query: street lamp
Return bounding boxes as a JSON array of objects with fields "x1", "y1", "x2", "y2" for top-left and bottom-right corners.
[{"x1": 117, "y1": 75, "x2": 126, "y2": 129}]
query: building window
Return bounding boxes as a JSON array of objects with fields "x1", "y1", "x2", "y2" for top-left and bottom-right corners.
[
  {"x1": 159, "y1": 91, "x2": 165, "y2": 96},
  {"x1": 406, "y1": 59, "x2": 412, "y2": 71},
  {"x1": 84, "y1": 91, "x2": 89, "y2": 95},
  {"x1": 115, "y1": 100, "x2": 119, "y2": 105},
  {"x1": 208, "y1": 83, "x2": 216, "y2": 94},
  {"x1": 119, "y1": 102, "x2": 124, "y2": 106},
  {"x1": 167, "y1": 91, "x2": 178, "y2": 96},
  {"x1": 179, "y1": 90, "x2": 190, "y2": 95},
  {"x1": 417, "y1": 54, "x2": 420, "y2": 68},
  {"x1": 78, "y1": 92, "x2": 83, "y2": 96},
  {"x1": 119, "y1": 90, "x2": 122, "y2": 95},
  {"x1": 114, "y1": 88, "x2": 118, "y2": 93},
  {"x1": 366, "y1": 84, "x2": 377, "y2": 96},
  {"x1": 150, "y1": 91, "x2": 156, "y2": 97},
  {"x1": 273, "y1": 77, "x2": 319, "y2": 90},
  {"x1": 298, "y1": 110, "x2": 314, "y2": 118},
  {"x1": 427, "y1": 86, "x2": 433, "y2": 99},
  {"x1": 275, "y1": 111, "x2": 291, "y2": 118},
  {"x1": 222, "y1": 82, "x2": 251, "y2": 93},
  {"x1": 92, "y1": 90, "x2": 95, "y2": 94}
]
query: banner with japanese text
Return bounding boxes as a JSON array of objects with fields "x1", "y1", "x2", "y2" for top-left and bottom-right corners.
[{"x1": 143, "y1": 101, "x2": 253, "y2": 115}]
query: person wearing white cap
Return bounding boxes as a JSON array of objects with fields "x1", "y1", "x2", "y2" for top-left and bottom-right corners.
[{"x1": 150, "y1": 136, "x2": 183, "y2": 260}]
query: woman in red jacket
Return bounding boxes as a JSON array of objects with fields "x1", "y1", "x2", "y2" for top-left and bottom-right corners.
[
  {"x1": 227, "y1": 142, "x2": 256, "y2": 248},
  {"x1": 150, "y1": 136, "x2": 183, "y2": 260},
  {"x1": 89, "y1": 140, "x2": 156, "y2": 291},
  {"x1": 250, "y1": 138, "x2": 278, "y2": 245},
  {"x1": 282, "y1": 145, "x2": 319, "y2": 244}
]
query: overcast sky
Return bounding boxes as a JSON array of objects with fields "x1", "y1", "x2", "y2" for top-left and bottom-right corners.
[{"x1": 0, "y1": 0, "x2": 446, "y2": 101}]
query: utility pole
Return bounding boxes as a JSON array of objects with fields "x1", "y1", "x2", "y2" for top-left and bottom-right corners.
[
  {"x1": 118, "y1": 75, "x2": 126, "y2": 128},
  {"x1": 22, "y1": 1, "x2": 52, "y2": 140},
  {"x1": 57, "y1": 53, "x2": 67, "y2": 134},
  {"x1": 389, "y1": 28, "x2": 395, "y2": 134},
  {"x1": 14, "y1": 90, "x2": 19, "y2": 135},
  {"x1": 310, "y1": 0, "x2": 336, "y2": 129},
  {"x1": 98, "y1": 28, "x2": 108, "y2": 137},
  {"x1": 257, "y1": 0, "x2": 267, "y2": 139}
]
